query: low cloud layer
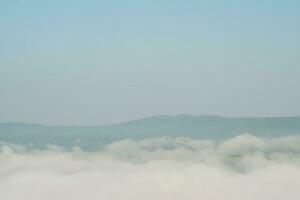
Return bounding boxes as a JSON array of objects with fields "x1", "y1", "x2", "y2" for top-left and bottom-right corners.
[{"x1": 1, "y1": 134, "x2": 300, "y2": 200}]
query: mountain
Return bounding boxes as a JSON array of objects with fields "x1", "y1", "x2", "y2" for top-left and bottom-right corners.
[{"x1": 1, "y1": 115, "x2": 300, "y2": 149}]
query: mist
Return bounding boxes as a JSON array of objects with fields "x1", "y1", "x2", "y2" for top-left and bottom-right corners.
[{"x1": 1, "y1": 134, "x2": 300, "y2": 200}]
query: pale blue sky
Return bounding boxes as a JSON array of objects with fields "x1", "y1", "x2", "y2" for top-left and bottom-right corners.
[{"x1": 0, "y1": 1, "x2": 300, "y2": 125}]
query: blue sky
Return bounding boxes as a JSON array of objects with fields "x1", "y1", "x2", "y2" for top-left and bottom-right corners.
[{"x1": 0, "y1": 1, "x2": 300, "y2": 125}]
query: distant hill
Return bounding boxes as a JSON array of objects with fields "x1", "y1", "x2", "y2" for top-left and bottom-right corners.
[{"x1": 1, "y1": 115, "x2": 300, "y2": 149}]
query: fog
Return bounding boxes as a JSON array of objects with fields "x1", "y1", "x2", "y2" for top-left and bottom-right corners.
[{"x1": 1, "y1": 134, "x2": 300, "y2": 200}]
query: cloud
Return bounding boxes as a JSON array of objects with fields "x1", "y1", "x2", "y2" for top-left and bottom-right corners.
[{"x1": 1, "y1": 134, "x2": 300, "y2": 200}]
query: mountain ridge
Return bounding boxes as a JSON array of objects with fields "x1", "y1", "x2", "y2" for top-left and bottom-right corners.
[
  {"x1": 3, "y1": 114, "x2": 300, "y2": 127},
  {"x1": 1, "y1": 115, "x2": 300, "y2": 149}
]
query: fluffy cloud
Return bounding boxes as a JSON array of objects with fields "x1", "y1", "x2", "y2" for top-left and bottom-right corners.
[{"x1": 1, "y1": 134, "x2": 300, "y2": 200}]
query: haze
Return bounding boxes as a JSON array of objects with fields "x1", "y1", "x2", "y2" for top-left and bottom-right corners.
[{"x1": 1, "y1": 1, "x2": 300, "y2": 125}]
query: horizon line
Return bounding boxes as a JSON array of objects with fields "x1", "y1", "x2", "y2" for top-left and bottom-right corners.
[{"x1": 1, "y1": 114, "x2": 300, "y2": 127}]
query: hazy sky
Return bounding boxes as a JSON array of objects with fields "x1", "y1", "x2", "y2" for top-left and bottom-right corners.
[{"x1": 1, "y1": 1, "x2": 300, "y2": 125}]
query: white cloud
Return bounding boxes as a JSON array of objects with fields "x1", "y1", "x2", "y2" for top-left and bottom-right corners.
[{"x1": 1, "y1": 134, "x2": 300, "y2": 200}]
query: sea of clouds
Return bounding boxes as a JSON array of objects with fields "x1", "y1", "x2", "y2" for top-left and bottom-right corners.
[{"x1": 1, "y1": 134, "x2": 300, "y2": 200}]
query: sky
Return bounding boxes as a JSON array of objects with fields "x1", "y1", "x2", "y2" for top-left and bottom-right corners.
[{"x1": 0, "y1": 1, "x2": 300, "y2": 125}]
